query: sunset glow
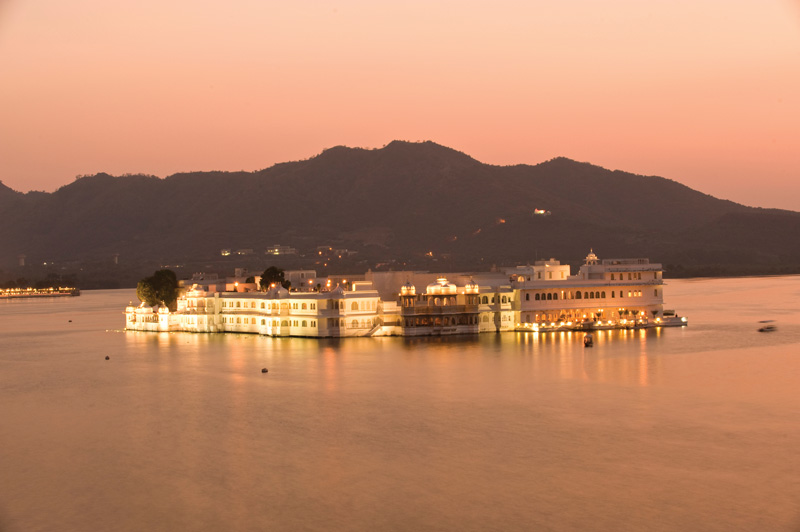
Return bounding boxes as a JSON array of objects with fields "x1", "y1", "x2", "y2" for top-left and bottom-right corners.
[{"x1": 1, "y1": 0, "x2": 798, "y2": 209}]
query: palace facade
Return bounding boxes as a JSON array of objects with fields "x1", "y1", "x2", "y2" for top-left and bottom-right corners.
[{"x1": 125, "y1": 251, "x2": 686, "y2": 337}]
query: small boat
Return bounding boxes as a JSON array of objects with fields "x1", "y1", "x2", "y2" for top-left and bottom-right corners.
[
  {"x1": 758, "y1": 320, "x2": 777, "y2": 333},
  {"x1": 583, "y1": 334, "x2": 594, "y2": 347}
]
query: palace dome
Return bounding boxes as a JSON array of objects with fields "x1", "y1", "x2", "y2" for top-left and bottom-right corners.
[{"x1": 400, "y1": 280, "x2": 416, "y2": 296}]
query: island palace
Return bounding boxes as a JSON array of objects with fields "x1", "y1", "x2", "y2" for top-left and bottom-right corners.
[{"x1": 125, "y1": 251, "x2": 687, "y2": 337}]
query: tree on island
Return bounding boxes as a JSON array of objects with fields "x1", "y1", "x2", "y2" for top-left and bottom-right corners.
[
  {"x1": 259, "y1": 266, "x2": 291, "y2": 290},
  {"x1": 136, "y1": 269, "x2": 178, "y2": 309}
]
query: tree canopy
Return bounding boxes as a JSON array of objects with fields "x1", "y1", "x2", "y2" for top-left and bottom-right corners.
[
  {"x1": 260, "y1": 266, "x2": 290, "y2": 290},
  {"x1": 137, "y1": 269, "x2": 178, "y2": 309}
]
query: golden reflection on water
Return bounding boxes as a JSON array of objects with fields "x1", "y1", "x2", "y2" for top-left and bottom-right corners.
[{"x1": 515, "y1": 327, "x2": 663, "y2": 387}]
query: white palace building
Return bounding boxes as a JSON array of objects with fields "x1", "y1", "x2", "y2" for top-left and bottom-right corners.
[{"x1": 125, "y1": 251, "x2": 687, "y2": 337}]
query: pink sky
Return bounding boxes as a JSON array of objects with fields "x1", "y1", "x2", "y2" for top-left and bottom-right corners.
[{"x1": 1, "y1": 1, "x2": 799, "y2": 210}]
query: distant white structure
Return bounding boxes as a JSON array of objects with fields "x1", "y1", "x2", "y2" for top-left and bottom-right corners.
[
  {"x1": 125, "y1": 251, "x2": 686, "y2": 337},
  {"x1": 266, "y1": 244, "x2": 298, "y2": 256}
]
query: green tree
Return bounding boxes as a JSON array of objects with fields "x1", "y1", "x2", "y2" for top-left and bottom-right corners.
[
  {"x1": 260, "y1": 266, "x2": 290, "y2": 290},
  {"x1": 136, "y1": 269, "x2": 179, "y2": 309}
]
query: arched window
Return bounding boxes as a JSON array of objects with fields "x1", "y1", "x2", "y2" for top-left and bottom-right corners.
[
  {"x1": 553, "y1": 293, "x2": 558, "y2": 301},
  {"x1": 261, "y1": 319, "x2": 265, "y2": 325},
  {"x1": 502, "y1": 296, "x2": 507, "y2": 303},
  {"x1": 302, "y1": 320, "x2": 307, "y2": 327},
  {"x1": 589, "y1": 292, "x2": 594, "y2": 299},
  {"x1": 584, "y1": 292, "x2": 589, "y2": 299},
  {"x1": 535, "y1": 293, "x2": 540, "y2": 301},
  {"x1": 595, "y1": 292, "x2": 600, "y2": 299},
  {"x1": 261, "y1": 303, "x2": 265, "y2": 309},
  {"x1": 576, "y1": 292, "x2": 582, "y2": 299},
  {"x1": 481, "y1": 296, "x2": 488, "y2": 304},
  {"x1": 351, "y1": 319, "x2": 359, "y2": 328},
  {"x1": 525, "y1": 294, "x2": 530, "y2": 301},
  {"x1": 546, "y1": 293, "x2": 552, "y2": 300},
  {"x1": 236, "y1": 301, "x2": 241, "y2": 308},
  {"x1": 301, "y1": 303, "x2": 307, "y2": 310},
  {"x1": 601, "y1": 291, "x2": 606, "y2": 298},
  {"x1": 351, "y1": 302, "x2": 359, "y2": 311},
  {"x1": 281, "y1": 320, "x2": 288, "y2": 326}
]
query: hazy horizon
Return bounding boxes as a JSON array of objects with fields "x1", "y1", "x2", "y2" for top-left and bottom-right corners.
[{"x1": 1, "y1": 1, "x2": 799, "y2": 210}]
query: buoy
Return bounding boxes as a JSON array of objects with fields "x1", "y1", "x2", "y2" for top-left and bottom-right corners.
[
  {"x1": 261, "y1": 368, "x2": 268, "y2": 373},
  {"x1": 105, "y1": 356, "x2": 110, "y2": 360}
]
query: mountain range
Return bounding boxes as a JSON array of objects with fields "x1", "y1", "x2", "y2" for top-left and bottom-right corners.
[{"x1": 2, "y1": 140, "x2": 799, "y2": 285}]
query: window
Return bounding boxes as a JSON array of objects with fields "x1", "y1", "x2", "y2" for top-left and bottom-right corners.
[
  {"x1": 311, "y1": 321, "x2": 316, "y2": 327},
  {"x1": 576, "y1": 292, "x2": 582, "y2": 300},
  {"x1": 546, "y1": 293, "x2": 552, "y2": 300},
  {"x1": 236, "y1": 317, "x2": 241, "y2": 323},
  {"x1": 584, "y1": 292, "x2": 589, "y2": 299},
  {"x1": 501, "y1": 296, "x2": 507, "y2": 303},
  {"x1": 302, "y1": 320, "x2": 307, "y2": 327},
  {"x1": 589, "y1": 292, "x2": 594, "y2": 299},
  {"x1": 236, "y1": 302, "x2": 241, "y2": 308},
  {"x1": 301, "y1": 303, "x2": 307, "y2": 310},
  {"x1": 311, "y1": 303, "x2": 316, "y2": 310},
  {"x1": 481, "y1": 296, "x2": 488, "y2": 304},
  {"x1": 261, "y1": 319, "x2": 265, "y2": 325},
  {"x1": 351, "y1": 302, "x2": 359, "y2": 311},
  {"x1": 553, "y1": 293, "x2": 558, "y2": 300},
  {"x1": 351, "y1": 319, "x2": 359, "y2": 328},
  {"x1": 260, "y1": 303, "x2": 265, "y2": 309},
  {"x1": 611, "y1": 274, "x2": 615, "y2": 280},
  {"x1": 654, "y1": 289, "x2": 658, "y2": 297},
  {"x1": 535, "y1": 293, "x2": 540, "y2": 301},
  {"x1": 251, "y1": 302, "x2": 255, "y2": 309},
  {"x1": 525, "y1": 294, "x2": 530, "y2": 301}
]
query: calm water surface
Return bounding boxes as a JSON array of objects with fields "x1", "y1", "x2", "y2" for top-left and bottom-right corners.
[{"x1": 1, "y1": 277, "x2": 799, "y2": 531}]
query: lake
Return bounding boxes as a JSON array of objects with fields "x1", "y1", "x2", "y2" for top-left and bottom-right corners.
[{"x1": 1, "y1": 276, "x2": 799, "y2": 531}]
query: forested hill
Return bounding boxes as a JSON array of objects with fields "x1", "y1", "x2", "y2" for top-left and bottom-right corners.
[{"x1": 2, "y1": 141, "x2": 799, "y2": 279}]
